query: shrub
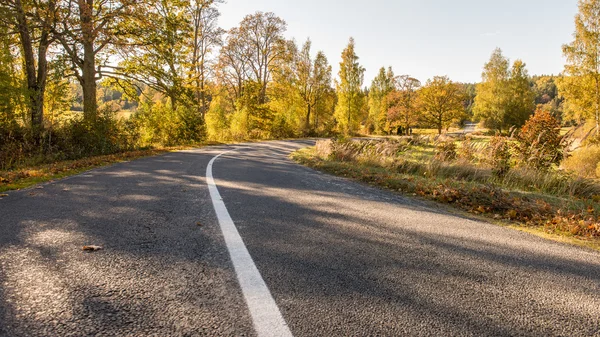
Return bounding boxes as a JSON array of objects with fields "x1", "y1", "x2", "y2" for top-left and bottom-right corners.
[
  {"x1": 562, "y1": 145, "x2": 600, "y2": 179},
  {"x1": 517, "y1": 108, "x2": 564, "y2": 170},
  {"x1": 315, "y1": 139, "x2": 333, "y2": 159},
  {"x1": 488, "y1": 136, "x2": 512, "y2": 177},
  {"x1": 434, "y1": 141, "x2": 457, "y2": 162}
]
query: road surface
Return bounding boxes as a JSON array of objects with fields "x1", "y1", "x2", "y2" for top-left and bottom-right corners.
[{"x1": 1, "y1": 140, "x2": 599, "y2": 336}]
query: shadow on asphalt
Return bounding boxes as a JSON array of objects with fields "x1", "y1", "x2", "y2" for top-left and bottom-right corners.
[{"x1": 1, "y1": 140, "x2": 599, "y2": 336}]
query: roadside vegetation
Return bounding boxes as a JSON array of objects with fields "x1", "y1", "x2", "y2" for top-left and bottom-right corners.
[
  {"x1": 292, "y1": 129, "x2": 600, "y2": 249},
  {"x1": 3, "y1": 0, "x2": 600, "y2": 215}
]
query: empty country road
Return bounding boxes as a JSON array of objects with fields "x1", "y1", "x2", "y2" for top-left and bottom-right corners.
[{"x1": 1, "y1": 140, "x2": 600, "y2": 336}]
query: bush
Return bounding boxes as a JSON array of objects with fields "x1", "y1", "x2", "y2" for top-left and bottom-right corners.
[
  {"x1": 315, "y1": 139, "x2": 333, "y2": 159},
  {"x1": 562, "y1": 145, "x2": 600, "y2": 179},
  {"x1": 488, "y1": 136, "x2": 512, "y2": 177},
  {"x1": 434, "y1": 141, "x2": 457, "y2": 162},
  {"x1": 517, "y1": 108, "x2": 564, "y2": 170}
]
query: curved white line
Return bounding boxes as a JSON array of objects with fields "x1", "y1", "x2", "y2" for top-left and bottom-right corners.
[{"x1": 206, "y1": 149, "x2": 293, "y2": 337}]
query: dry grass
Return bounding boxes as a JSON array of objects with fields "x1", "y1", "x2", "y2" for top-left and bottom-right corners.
[
  {"x1": 0, "y1": 148, "x2": 174, "y2": 192},
  {"x1": 292, "y1": 139, "x2": 600, "y2": 244},
  {"x1": 562, "y1": 145, "x2": 600, "y2": 179}
]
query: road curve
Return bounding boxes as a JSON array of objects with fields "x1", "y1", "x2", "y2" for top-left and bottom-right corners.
[{"x1": 1, "y1": 140, "x2": 600, "y2": 336}]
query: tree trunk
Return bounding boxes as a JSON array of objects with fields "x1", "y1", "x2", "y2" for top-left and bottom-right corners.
[
  {"x1": 14, "y1": 0, "x2": 50, "y2": 141},
  {"x1": 169, "y1": 93, "x2": 178, "y2": 111},
  {"x1": 305, "y1": 104, "x2": 311, "y2": 133},
  {"x1": 81, "y1": 56, "x2": 97, "y2": 122},
  {"x1": 80, "y1": 0, "x2": 97, "y2": 122},
  {"x1": 595, "y1": 76, "x2": 600, "y2": 134},
  {"x1": 347, "y1": 92, "x2": 352, "y2": 135}
]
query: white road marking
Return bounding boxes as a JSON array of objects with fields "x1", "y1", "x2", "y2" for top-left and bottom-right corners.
[{"x1": 206, "y1": 150, "x2": 293, "y2": 337}]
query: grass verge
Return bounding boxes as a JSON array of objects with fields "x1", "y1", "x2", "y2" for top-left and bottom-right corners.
[
  {"x1": 0, "y1": 148, "x2": 176, "y2": 192},
  {"x1": 291, "y1": 147, "x2": 600, "y2": 251}
]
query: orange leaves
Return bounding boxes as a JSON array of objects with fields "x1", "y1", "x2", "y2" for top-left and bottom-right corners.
[{"x1": 82, "y1": 245, "x2": 103, "y2": 252}]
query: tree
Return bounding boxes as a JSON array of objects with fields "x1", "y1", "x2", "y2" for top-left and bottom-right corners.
[
  {"x1": 334, "y1": 37, "x2": 365, "y2": 135},
  {"x1": 236, "y1": 11, "x2": 287, "y2": 105},
  {"x1": 473, "y1": 48, "x2": 510, "y2": 132},
  {"x1": 0, "y1": 23, "x2": 25, "y2": 130},
  {"x1": 387, "y1": 75, "x2": 421, "y2": 135},
  {"x1": 187, "y1": 0, "x2": 224, "y2": 115},
  {"x1": 117, "y1": 0, "x2": 190, "y2": 110},
  {"x1": 290, "y1": 39, "x2": 332, "y2": 134},
  {"x1": 217, "y1": 26, "x2": 250, "y2": 101},
  {"x1": 474, "y1": 48, "x2": 535, "y2": 131},
  {"x1": 53, "y1": 0, "x2": 135, "y2": 122},
  {"x1": 418, "y1": 76, "x2": 465, "y2": 135},
  {"x1": 368, "y1": 67, "x2": 394, "y2": 134},
  {"x1": 505, "y1": 60, "x2": 535, "y2": 127},
  {"x1": 561, "y1": 0, "x2": 600, "y2": 131},
  {"x1": 2, "y1": 0, "x2": 56, "y2": 139}
]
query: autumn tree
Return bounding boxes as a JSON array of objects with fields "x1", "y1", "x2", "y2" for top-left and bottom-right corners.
[
  {"x1": 187, "y1": 0, "x2": 224, "y2": 115},
  {"x1": 53, "y1": 0, "x2": 135, "y2": 121},
  {"x1": 474, "y1": 48, "x2": 534, "y2": 131},
  {"x1": 0, "y1": 25, "x2": 25, "y2": 130},
  {"x1": 418, "y1": 76, "x2": 465, "y2": 135},
  {"x1": 334, "y1": 37, "x2": 365, "y2": 135},
  {"x1": 368, "y1": 67, "x2": 395, "y2": 134},
  {"x1": 236, "y1": 11, "x2": 287, "y2": 105},
  {"x1": 387, "y1": 75, "x2": 421, "y2": 135},
  {"x1": 517, "y1": 107, "x2": 563, "y2": 169},
  {"x1": 291, "y1": 39, "x2": 333, "y2": 134},
  {"x1": 117, "y1": 0, "x2": 191, "y2": 110},
  {"x1": 473, "y1": 48, "x2": 510, "y2": 132},
  {"x1": 1, "y1": 0, "x2": 56, "y2": 139},
  {"x1": 505, "y1": 60, "x2": 535, "y2": 127},
  {"x1": 560, "y1": 0, "x2": 600, "y2": 131},
  {"x1": 217, "y1": 27, "x2": 250, "y2": 101}
]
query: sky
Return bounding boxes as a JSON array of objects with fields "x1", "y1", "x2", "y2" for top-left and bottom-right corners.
[{"x1": 217, "y1": 0, "x2": 579, "y2": 85}]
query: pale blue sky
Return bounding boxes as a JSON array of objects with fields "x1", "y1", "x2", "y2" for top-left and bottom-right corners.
[{"x1": 218, "y1": 0, "x2": 578, "y2": 85}]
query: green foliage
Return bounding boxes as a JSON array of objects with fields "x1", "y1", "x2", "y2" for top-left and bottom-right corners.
[
  {"x1": 368, "y1": 67, "x2": 395, "y2": 134},
  {"x1": 0, "y1": 30, "x2": 25, "y2": 130},
  {"x1": 506, "y1": 60, "x2": 535, "y2": 127},
  {"x1": 473, "y1": 48, "x2": 510, "y2": 131},
  {"x1": 474, "y1": 49, "x2": 535, "y2": 131},
  {"x1": 418, "y1": 76, "x2": 465, "y2": 134},
  {"x1": 206, "y1": 95, "x2": 231, "y2": 141},
  {"x1": 229, "y1": 106, "x2": 249, "y2": 141},
  {"x1": 1, "y1": 110, "x2": 142, "y2": 171},
  {"x1": 561, "y1": 0, "x2": 600, "y2": 129},
  {"x1": 334, "y1": 38, "x2": 365, "y2": 135},
  {"x1": 132, "y1": 94, "x2": 205, "y2": 146}
]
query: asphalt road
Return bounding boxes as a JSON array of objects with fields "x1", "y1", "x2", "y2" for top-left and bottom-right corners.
[{"x1": 1, "y1": 140, "x2": 600, "y2": 336}]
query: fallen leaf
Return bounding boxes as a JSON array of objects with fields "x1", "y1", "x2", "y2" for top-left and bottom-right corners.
[
  {"x1": 28, "y1": 192, "x2": 36, "y2": 196},
  {"x1": 82, "y1": 245, "x2": 103, "y2": 252},
  {"x1": 0, "y1": 194, "x2": 8, "y2": 197},
  {"x1": 196, "y1": 221, "x2": 203, "y2": 227}
]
